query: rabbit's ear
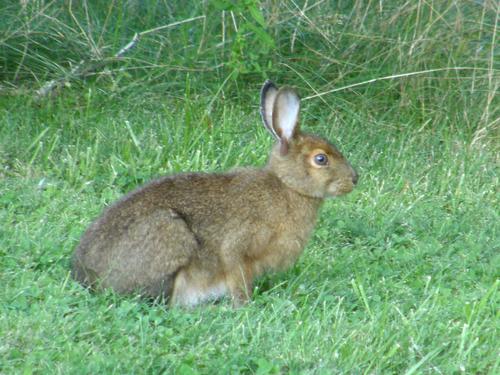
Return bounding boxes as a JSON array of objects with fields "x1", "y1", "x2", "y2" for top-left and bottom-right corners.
[
  {"x1": 260, "y1": 80, "x2": 279, "y2": 140},
  {"x1": 272, "y1": 88, "x2": 300, "y2": 155}
]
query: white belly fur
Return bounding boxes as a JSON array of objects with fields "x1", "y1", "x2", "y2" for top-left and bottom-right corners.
[{"x1": 171, "y1": 271, "x2": 228, "y2": 307}]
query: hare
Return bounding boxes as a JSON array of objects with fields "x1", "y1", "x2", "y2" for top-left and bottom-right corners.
[{"x1": 71, "y1": 80, "x2": 358, "y2": 307}]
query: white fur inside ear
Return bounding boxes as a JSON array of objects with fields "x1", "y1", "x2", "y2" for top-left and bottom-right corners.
[{"x1": 274, "y1": 89, "x2": 300, "y2": 141}]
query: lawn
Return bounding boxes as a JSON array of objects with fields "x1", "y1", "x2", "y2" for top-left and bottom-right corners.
[{"x1": 1, "y1": 1, "x2": 498, "y2": 374}]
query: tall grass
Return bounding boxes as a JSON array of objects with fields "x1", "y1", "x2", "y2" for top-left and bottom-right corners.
[{"x1": 1, "y1": 0, "x2": 498, "y2": 373}]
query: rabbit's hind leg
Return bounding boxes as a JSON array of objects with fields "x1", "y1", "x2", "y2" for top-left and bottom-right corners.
[
  {"x1": 135, "y1": 209, "x2": 200, "y2": 300},
  {"x1": 81, "y1": 208, "x2": 199, "y2": 300}
]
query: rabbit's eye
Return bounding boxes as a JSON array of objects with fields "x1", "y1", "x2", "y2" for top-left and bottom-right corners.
[{"x1": 314, "y1": 153, "x2": 328, "y2": 166}]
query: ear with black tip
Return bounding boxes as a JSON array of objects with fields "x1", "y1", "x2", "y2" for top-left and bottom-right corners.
[
  {"x1": 272, "y1": 88, "x2": 300, "y2": 155},
  {"x1": 260, "y1": 80, "x2": 279, "y2": 140}
]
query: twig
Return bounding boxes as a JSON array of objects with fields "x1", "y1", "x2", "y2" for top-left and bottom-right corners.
[
  {"x1": 139, "y1": 16, "x2": 205, "y2": 36},
  {"x1": 35, "y1": 15, "x2": 205, "y2": 98},
  {"x1": 115, "y1": 33, "x2": 140, "y2": 59},
  {"x1": 35, "y1": 60, "x2": 86, "y2": 97},
  {"x1": 301, "y1": 67, "x2": 497, "y2": 100}
]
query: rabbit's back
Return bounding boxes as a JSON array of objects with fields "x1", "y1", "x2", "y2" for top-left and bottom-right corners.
[{"x1": 76, "y1": 169, "x2": 321, "y2": 257}]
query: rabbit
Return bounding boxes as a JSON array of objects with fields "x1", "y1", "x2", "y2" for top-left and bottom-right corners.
[{"x1": 71, "y1": 80, "x2": 358, "y2": 307}]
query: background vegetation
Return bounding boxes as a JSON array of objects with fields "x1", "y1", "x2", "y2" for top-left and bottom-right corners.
[{"x1": 1, "y1": 0, "x2": 498, "y2": 373}]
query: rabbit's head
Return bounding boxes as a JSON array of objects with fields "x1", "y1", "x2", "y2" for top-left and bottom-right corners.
[{"x1": 261, "y1": 81, "x2": 358, "y2": 199}]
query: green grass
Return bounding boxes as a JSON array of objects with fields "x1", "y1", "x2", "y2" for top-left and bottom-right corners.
[{"x1": 1, "y1": 0, "x2": 498, "y2": 374}]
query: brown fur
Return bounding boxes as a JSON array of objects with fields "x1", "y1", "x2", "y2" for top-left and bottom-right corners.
[{"x1": 71, "y1": 81, "x2": 358, "y2": 307}]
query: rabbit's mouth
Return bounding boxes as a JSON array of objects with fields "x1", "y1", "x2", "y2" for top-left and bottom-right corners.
[{"x1": 326, "y1": 180, "x2": 355, "y2": 197}]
